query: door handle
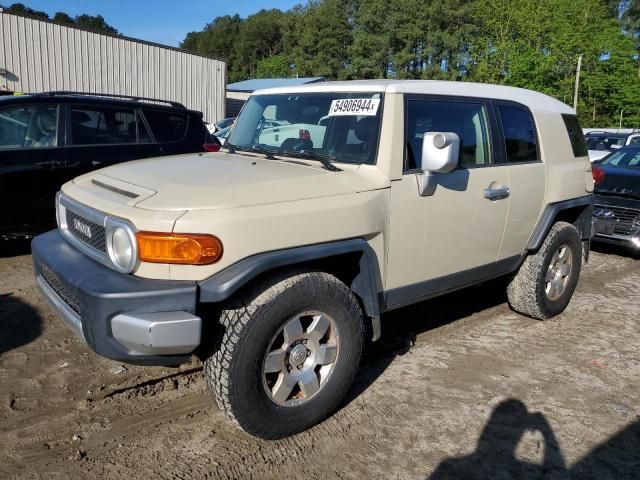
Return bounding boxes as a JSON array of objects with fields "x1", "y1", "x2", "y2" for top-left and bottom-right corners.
[
  {"x1": 484, "y1": 185, "x2": 510, "y2": 200},
  {"x1": 92, "y1": 161, "x2": 102, "y2": 167}
]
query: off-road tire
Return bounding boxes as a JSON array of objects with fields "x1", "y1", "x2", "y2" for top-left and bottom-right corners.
[
  {"x1": 507, "y1": 221, "x2": 582, "y2": 320},
  {"x1": 203, "y1": 269, "x2": 365, "y2": 439}
]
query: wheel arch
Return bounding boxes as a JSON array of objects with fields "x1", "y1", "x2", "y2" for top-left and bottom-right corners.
[
  {"x1": 198, "y1": 239, "x2": 384, "y2": 322},
  {"x1": 526, "y1": 196, "x2": 593, "y2": 252}
]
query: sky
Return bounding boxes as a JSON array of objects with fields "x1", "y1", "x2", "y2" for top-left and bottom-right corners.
[{"x1": 10, "y1": 0, "x2": 302, "y2": 47}]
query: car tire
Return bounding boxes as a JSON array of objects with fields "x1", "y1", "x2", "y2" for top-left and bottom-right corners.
[
  {"x1": 507, "y1": 221, "x2": 582, "y2": 320},
  {"x1": 203, "y1": 269, "x2": 365, "y2": 439}
]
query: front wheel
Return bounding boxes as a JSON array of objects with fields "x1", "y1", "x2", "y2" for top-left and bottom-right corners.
[
  {"x1": 507, "y1": 221, "x2": 582, "y2": 320},
  {"x1": 204, "y1": 270, "x2": 365, "y2": 439}
]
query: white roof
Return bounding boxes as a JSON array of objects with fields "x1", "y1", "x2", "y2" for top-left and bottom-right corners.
[{"x1": 254, "y1": 80, "x2": 574, "y2": 115}]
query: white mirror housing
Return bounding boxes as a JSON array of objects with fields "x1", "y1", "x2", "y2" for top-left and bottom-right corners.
[
  {"x1": 421, "y1": 132, "x2": 460, "y2": 173},
  {"x1": 418, "y1": 132, "x2": 460, "y2": 197}
]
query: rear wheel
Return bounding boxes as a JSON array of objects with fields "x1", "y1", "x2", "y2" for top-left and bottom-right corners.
[
  {"x1": 204, "y1": 270, "x2": 365, "y2": 439},
  {"x1": 507, "y1": 221, "x2": 582, "y2": 320}
]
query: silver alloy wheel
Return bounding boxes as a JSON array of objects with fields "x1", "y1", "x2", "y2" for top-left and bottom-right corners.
[
  {"x1": 262, "y1": 311, "x2": 339, "y2": 407},
  {"x1": 545, "y1": 244, "x2": 573, "y2": 301}
]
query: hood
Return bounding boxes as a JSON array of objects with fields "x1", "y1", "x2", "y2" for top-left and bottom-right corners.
[
  {"x1": 595, "y1": 164, "x2": 640, "y2": 199},
  {"x1": 78, "y1": 152, "x2": 362, "y2": 211}
]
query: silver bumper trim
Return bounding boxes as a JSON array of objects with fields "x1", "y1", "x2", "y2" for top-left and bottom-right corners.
[
  {"x1": 111, "y1": 311, "x2": 201, "y2": 355},
  {"x1": 36, "y1": 275, "x2": 86, "y2": 342}
]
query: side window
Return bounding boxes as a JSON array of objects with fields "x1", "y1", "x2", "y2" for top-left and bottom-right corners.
[
  {"x1": 497, "y1": 105, "x2": 538, "y2": 163},
  {"x1": 0, "y1": 104, "x2": 58, "y2": 150},
  {"x1": 70, "y1": 107, "x2": 142, "y2": 145},
  {"x1": 561, "y1": 114, "x2": 588, "y2": 157},
  {"x1": 143, "y1": 110, "x2": 188, "y2": 143},
  {"x1": 405, "y1": 99, "x2": 492, "y2": 170},
  {"x1": 629, "y1": 136, "x2": 640, "y2": 145}
]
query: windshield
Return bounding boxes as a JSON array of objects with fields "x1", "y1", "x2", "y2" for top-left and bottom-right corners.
[
  {"x1": 600, "y1": 147, "x2": 640, "y2": 169},
  {"x1": 227, "y1": 92, "x2": 383, "y2": 165},
  {"x1": 586, "y1": 135, "x2": 626, "y2": 152}
]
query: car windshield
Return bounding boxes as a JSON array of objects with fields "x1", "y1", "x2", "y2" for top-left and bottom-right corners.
[
  {"x1": 216, "y1": 125, "x2": 232, "y2": 139},
  {"x1": 600, "y1": 147, "x2": 640, "y2": 169},
  {"x1": 586, "y1": 135, "x2": 626, "y2": 151},
  {"x1": 227, "y1": 92, "x2": 383, "y2": 165}
]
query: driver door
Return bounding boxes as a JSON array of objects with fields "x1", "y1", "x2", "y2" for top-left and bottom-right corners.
[{"x1": 385, "y1": 96, "x2": 510, "y2": 307}]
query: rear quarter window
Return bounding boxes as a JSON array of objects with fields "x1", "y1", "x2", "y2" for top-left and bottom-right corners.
[
  {"x1": 497, "y1": 104, "x2": 539, "y2": 163},
  {"x1": 562, "y1": 114, "x2": 588, "y2": 157},
  {"x1": 143, "y1": 110, "x2": 188, "y2": 143}
]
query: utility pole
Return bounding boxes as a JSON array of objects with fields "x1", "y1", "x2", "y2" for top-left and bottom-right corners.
[
  {"x1": 573, "y1": 54, "x2": 582, "y2": 112},
  {"x1": 619, "y1": 109, "x2": 624, "y2": 131}
]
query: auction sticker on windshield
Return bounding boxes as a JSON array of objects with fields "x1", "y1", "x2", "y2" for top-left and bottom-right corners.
[{"x1": 328, "y1": 98, "x2": 380, "y2": 116}]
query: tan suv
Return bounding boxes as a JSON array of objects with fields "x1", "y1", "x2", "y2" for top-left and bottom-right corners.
[{"x1": 32, "y1": 80, "x2": 594, "y2": 438}]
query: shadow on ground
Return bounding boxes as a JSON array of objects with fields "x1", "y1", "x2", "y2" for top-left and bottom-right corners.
[
  {"x1": 591, "y1": 241, "x2": 640, "y2": 260},
  {"x1": 0, "y1": 293, "x2": 42, "y2": 357},
  {"x1": 426, "y1": 399, "x2": 640, "y2": 479},
  {"x1": 0, "y1": 239, "x2": 32, "y2": 258},
  {"x1": 346, "y1": 277, "x2": 511, "y2": 405}
]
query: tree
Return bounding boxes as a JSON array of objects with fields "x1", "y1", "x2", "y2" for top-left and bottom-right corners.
[
  {"x1": 52, "y1": 12, "x2": 75, "y2": 26},
  {"x1": 2, "y1": 3, "x2": 119, "y2": 35},
  {"x1": 74, "y1": 14, "x2": 118, "y2": 35},
  {"x1": 289, "y1": 0, "x2": 355, "y2": 79},
  {"x1": 256, "y1": 54, "x2": 292, "y2": 78},
  {"x1": 178, "y1": 0, "x2": 638, "y2": 127},
  {"x1": 2, "y1": 2, "x2": 48, "y2": 20}
]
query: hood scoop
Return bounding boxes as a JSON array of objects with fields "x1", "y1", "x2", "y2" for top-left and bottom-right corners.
[
  {"x1": 73, "y1": 174, "x2": 157, "y2": 206},
  {"x1": 91, "y1": 179, "x2": 139, "y2": 199}
]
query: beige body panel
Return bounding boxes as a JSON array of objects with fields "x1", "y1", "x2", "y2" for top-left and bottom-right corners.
[
  {"x1": 386, "y1": 169, "x2": 509, "y2": 290},
  {"x1": 536, "y1": 112, "x2": 593, "y2": 204},
  {"x1": 170, "y1": 189, "x2": 390, "y2": 281},
  {"x1": 93, "y1": 152, "x2": 361, "y2": 211},
  {"x1": 498, "y1": 162, "x2": 546, "y2": 259}
]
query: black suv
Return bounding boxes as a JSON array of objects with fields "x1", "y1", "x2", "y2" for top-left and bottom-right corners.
[{"x1": 0, "y1": 92, "x2": 219, "y2": 240}]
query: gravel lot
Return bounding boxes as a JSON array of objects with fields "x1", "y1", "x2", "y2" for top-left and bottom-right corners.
[{"x1": 1, "y1": 243, "x2": 639, "y2": 479}]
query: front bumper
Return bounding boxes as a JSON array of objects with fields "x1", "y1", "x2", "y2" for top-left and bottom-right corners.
[
  {"x1": 592, "y1": 195, "x2": 640, "y2": 249},
  {"x1": 32, "y1": 230, "x2": 200, "y2": 366}
]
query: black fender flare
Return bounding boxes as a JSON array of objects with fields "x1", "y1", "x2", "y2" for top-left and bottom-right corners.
[
  {"x1": 197, "y1": 239, "x2": 384, "y2": 320},
  {"x1": 526, "y1": 196, "x2": 593, "y2": 251}
]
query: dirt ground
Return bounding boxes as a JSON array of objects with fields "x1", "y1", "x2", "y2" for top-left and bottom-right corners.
[{"x1": 0, "y1": 243, "x2": 639, "y2": 479}]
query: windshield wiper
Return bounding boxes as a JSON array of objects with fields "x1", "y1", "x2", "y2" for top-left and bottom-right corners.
[
  {"x1": 222, "y1": 142, "x2": 236, "y2": 154},
  {"x1": 279, "y1": 150, "x2": 341, "y2": 172},
  {"x1": 235, "y1": 144, "x2": 277, "y2": 160}
]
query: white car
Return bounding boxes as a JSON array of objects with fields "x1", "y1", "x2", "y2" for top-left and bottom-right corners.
[{"x1": 586, "y1": 131, "x2": 640, "y2": 162}]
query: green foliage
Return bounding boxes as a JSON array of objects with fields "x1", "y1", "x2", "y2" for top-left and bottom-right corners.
[
  {"x1": 2, "y1": 2, "x2": 48, "y2": 20},
  {"x1": 179, "y1": 0, "x2": 639, "y2": 128},
  {"x1": 256, "y1": 54, "x2": 292, "y2": 78},
  {"x1": 2, "y1": 3, "x2": 119, "y2": 35}
]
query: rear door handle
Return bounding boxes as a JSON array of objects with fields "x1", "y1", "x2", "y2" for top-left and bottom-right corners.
[{"x1": 484, "y1": 185, "x2": 510, "y2": 200}]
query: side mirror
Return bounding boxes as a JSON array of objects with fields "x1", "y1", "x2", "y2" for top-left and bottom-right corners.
[{"x1": 418, "y1": 132, "x2": 460, "y2": 196}]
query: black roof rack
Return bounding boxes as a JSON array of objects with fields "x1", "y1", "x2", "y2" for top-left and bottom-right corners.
[{"x1": 36, "y1": 91, "x2": 186, "y2": 109}]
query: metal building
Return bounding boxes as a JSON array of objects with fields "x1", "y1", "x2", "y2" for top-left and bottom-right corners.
[{"x1": 0, "y1": 9, "x2": 226, "y2": 123}]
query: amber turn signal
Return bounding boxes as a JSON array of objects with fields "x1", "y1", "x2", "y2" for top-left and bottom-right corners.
[{"x1": 136, "y1": 232, "x2": 223, "y2": 265}]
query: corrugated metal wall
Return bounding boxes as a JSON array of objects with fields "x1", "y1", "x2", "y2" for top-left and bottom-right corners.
[{"x1": 0, "y1": 10, "x2": 226, "y2": 123}]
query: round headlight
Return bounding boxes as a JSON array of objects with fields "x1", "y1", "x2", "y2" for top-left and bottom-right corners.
[{"x1": 110, "y1": 226, "x2": 134, "y2": 270}]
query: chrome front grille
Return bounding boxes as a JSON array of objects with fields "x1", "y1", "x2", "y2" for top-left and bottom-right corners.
[
  {"x1": 40, "y1": 265, "x2": 82, "y2": 316},
  {"x1": 57, "y1": 192, "x2": 138, "y2": 273},
  {"x1": 65, "y1": 208, "x2": 107, "y2": 253},
  {"x1": 594, "y1": 204, "x2": 640, "y2": 235}
]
